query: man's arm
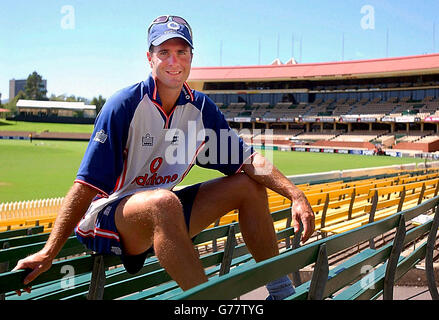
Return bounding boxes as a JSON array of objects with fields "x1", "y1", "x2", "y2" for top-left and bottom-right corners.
[
  {"x1": 12, "y1": 182, "x2": 98, "y2": 287},
  {"x1": 241, "y1": 152, "x2": 315, "y2": 243}
]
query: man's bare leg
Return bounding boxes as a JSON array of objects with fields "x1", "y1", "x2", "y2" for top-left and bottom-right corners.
[
  {"x1": 189, "y1": 173, "x2": 279, "y2": 262},
  {"x1": 188, "y1": 173, "x2": 295, "y2": 299},
  {"x1": 114, "y1": 189, "x2": 207, "y2": 290}
]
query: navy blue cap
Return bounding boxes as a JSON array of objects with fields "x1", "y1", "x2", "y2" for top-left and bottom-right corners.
[{"x1": 148, "y1": 19, "x2": 193, "y2": 49}]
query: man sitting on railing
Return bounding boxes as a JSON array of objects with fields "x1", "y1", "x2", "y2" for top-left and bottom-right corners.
[{"x1": 12, "y1": 15, "x2": 314, "y2": 300}]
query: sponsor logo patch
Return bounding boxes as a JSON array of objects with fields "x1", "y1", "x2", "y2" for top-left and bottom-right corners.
[
  {"x1": 142, "y1": 133, "x2": 154, "y2": 146},
  {"x1": 93, "y1": 129, "x2": 108, "y2": 143}
]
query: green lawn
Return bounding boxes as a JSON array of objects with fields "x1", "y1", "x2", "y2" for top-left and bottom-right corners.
[
  {"x1": 0, "y1": 140, "x2": 86, "y2": 202},
  {"x1": 0, "y1": 119, "x2": 94, "y2": 133},
  {"x1": 0, "y1": 139, "x2": 424, "y2": 203}
]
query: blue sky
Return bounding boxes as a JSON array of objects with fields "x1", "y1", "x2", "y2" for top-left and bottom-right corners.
[{"x1": 1, "y1": 0, "x2": 438, "y2": 101}]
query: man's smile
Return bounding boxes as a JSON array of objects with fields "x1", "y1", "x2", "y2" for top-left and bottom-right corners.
[{"x1": 167, "y1": 71, "x2": 182, "y2": 75}]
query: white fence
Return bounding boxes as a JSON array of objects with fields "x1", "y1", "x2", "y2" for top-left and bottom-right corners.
[{"x1": 0, "y1": 197, "x2": 64, "y2": 220}]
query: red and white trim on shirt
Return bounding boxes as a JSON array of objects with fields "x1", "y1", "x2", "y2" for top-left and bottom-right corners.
[
  {"x1": 113, "y1": 148, "x2": 129, "y2": 193},
  {"x1": 183, "y1": 82, "x2": 194, "y2": 101},
  {"x1": 152, "y1": 77, "x2": 158, "y2": 101},
  {"x1": 76, "y1": 226, "x2": 120, "y2": 242},
  {"x1": 74, "y1": 179, "x2": 109, "y2": 198},
  {"x1": 151, "y1": 80, "x2": 194, "y2": 129},
  {"x1": 151, "y1": 100, "x2": 178, "y2": 129}
]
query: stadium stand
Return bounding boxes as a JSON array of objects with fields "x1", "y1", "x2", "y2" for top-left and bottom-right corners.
[
  {"x1": 331, "y1": 130, "x2": 387, "y2": 142},
  {"x1": 171, "y1": 197, "x2": 439, "y2": 300},
  {"x1": 375, "y1": 134, "x2": 396, "y2": 147},
  {"x1": 396, "y1": 131, "x2": 434, "y2": 143},
  {"x1": 350, "y1": 101, "x2": 395, "y2": 116},
  {"x1": 418, "y1": 135, "x2": 439, "y2": 143},
  {"x1": 2, "y1": 190, "x2": 436, "y2": 300},
  {"x1": 332, "y1": 104, "x2": 356, "y2": 116},
  {"x1": 292, "y1": 131, "x2": 341, "y2": 143},
  {"x1": 183, "y1": 53, "x2": 439, "y2": 154}
]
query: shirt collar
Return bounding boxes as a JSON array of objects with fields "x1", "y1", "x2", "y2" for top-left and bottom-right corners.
[{"x1": 145, "y1": 73, "x2": 194, "y2": 107}]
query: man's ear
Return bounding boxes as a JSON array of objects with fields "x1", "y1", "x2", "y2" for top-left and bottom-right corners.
[{"x1": 147, "y1": 51, "x2": 153, "y2": 67}]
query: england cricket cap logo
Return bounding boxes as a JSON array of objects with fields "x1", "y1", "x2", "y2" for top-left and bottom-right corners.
[{"x1": 147, "y1": 17, "x2": 193, "y2": 49}]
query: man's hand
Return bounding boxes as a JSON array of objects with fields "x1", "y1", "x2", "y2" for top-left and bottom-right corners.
[
  {"x1": 242, "y1": 151, "x2": 315, "y2": 243},
  {"x1": 10, "y1": 182, "x2": 98, "y2": 296},
  {"x1": 290, "y1": 192, "x2": 315, "y2": 243},
  {"x1": 12, "y1": 250, "x2": 53, "y2": 296}
]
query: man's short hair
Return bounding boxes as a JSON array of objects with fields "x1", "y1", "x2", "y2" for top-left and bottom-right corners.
[{"x1": 148, "y1": 44, "x2": 193, "y2": 55}]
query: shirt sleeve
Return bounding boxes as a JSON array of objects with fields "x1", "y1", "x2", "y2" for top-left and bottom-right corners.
[
  {"x1": 196, "y1": 95, "x2": 255, "y2": 176},
  {"x1": 75, "y1": 89, "x2": 136, "y2": 196}
]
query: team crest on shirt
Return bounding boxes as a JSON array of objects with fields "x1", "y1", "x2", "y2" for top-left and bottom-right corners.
[
  {"x1": 93, "y1": 129, "x2": 108, "y2": 144},
  {"x1": 142, "y1": 133, "x2": 154, "y2": 146}
]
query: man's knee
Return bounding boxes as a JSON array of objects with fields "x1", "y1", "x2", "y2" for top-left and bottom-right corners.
[
  {"x1": 115, "y1": 189, "x2": 185, "y2": 256},
  {"x1": 236, "y1": 173, "x2": 268, "y2": 200},
  {"x1": 123, "y1": 189, "x2": 183, "y2": 223},
  {"x1": 144, "y1": 189, "x2": 182, "y2": 216},
  {"x1": 149, "y1": 189, "x2": 181, "y2": 209}
]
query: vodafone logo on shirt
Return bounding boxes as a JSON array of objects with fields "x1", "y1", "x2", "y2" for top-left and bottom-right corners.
[{"x1": 131, "y1": 157, "x2": 179, "y2": 187}]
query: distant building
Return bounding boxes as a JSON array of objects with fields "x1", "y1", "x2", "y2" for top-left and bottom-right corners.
[
  {"x1": 16, "y1": 99, "x2": 96, "y2": 118},
  {"x1": 9, "y1": 78, "x2": 47, "y2": 101},
  {"x1": 11, "y1": 99, "x2": 96, "y2": 124}
]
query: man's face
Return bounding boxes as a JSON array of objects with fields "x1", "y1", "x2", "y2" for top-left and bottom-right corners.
[{"x1": 147, "y1": 38, "x2": 193, "y2": 91}]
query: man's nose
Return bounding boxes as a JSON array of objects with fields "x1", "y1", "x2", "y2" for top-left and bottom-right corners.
[{"x1": 168, "y1": 53, "x2": 178, "y2": 65}]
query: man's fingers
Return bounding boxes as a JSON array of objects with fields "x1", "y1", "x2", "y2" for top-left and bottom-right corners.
[
  {"x1": 302, "y1": 223, "x2": 312, "y2": 243},
  {"x1": 291, "y1": 208, "x2": 315, "y2": 244},
  {"x1": 10, "y1": 253, "x2": 52, "y2": 296},
  {"x1": 292, "y1": 214, "x2": 303, "y2": 245},
  {"x1": 14, "y1": 286, "x2": 32, "y2": 297},
  {"x1": 301, "y1": 213, "x2": 315, "y2": 243},
  {"x1": 12, "y1": 259, "x2": 43, "y2": 286},
  {"x1": 292, "y1": 219, "x2": 300, "y2": 234},
  {"x1": 12, "y1": 260, "x2": 35, "y2": 284},
  {"x1": 292, "y1": 214, "x2": 301, "y2": 234},
  {"x1": 23, "y1": 266, "x2": 43, "y2": 285},
  {"x1": 11, "y1": 260, "x2": 26, "y2": 272}
]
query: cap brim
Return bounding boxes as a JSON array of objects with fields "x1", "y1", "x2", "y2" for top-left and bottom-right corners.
[{"x1": 151, "y1": 33, "x2": 193, "y2": 48}]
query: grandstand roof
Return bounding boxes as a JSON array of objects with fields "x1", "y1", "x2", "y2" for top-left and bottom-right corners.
[
  {"x1": 188, "y1": 53, "x2": 439, "y2": 82},
  {"x1": 16, "y1": 99, "x2": 96, "y2": 110}
]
